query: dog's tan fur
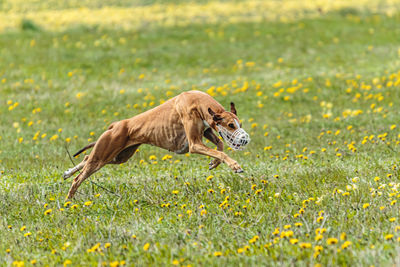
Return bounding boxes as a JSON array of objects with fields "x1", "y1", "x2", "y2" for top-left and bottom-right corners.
[{"x1": 64, "y1": 90, "x2": 245, "y2": 198}]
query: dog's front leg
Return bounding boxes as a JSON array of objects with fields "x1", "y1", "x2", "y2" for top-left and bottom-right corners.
[
  {"x1": 184, "y1": 120, "x2": 243, "y2": 173},
  {"x1": 203, "y1": 128, "x2": 223, "y2": 170},
  {"x1": 189, "y1": 142, "x2": 243, "y2": 173}
]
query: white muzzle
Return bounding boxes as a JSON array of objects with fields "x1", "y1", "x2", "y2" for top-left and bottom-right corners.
[{"x1": 217, "y1": 124, "x2": 250, "y2": 151}]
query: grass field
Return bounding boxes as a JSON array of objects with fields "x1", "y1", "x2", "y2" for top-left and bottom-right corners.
[{"x1": 2, "y1": 0, "x2": 400, "y2": 266}]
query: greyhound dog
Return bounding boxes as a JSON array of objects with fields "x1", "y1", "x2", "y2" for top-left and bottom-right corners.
[{"x1": 63, "y1": 90, "x2": 250, "y2": 198}]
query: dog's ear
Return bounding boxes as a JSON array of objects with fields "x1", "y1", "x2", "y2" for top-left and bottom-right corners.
[
  {"x1": 208, "y1": 108, "x2": 223, "y2": 122},
  {"x1": 230, "y1": 102, "x2": 237, "y2": 115}
]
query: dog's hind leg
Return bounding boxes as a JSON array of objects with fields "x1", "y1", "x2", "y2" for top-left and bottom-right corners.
[
  {"x1": 66, "y1": 126, "x2": 130, "y2": 198},
  {"x1": 203, "y1": 129, "x2": 224, "y2": 170},
  {"x1": 63, "y1": 155, "x2": 89, "y2": 180},
  {"x1": 66, "y1": 160, "x2": 105, "y2": 199}
]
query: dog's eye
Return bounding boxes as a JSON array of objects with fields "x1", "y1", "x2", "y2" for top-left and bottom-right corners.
[{"x1": 228, "y1": 123, "x2": 235, "y2": 129}]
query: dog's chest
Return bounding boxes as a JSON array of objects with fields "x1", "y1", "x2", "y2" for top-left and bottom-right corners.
[{"x1": 174, "y1": 138, "x2": 189, "y2": 154}]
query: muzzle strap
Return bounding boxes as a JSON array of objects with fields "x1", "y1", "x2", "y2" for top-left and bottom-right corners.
[{"x1": 216, "y1": 125, "x2": 250, "y2": 151}]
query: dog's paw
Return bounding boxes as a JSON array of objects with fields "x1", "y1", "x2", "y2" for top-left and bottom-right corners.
[
  {"x1": 228, "y1": 161, "x2": 243, "y2": 173},
  {"x1": 235, "y1": 168, "x2": 244, "y2": 173}
]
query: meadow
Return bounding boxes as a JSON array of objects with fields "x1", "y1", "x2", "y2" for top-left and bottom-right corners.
[{"x1": 1, "y1": 0, "x2": 400, "y2": 265}]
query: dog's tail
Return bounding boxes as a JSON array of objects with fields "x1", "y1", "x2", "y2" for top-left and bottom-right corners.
[{"x1": 73, "y1": 142, "x2": 96, "y2": 157}]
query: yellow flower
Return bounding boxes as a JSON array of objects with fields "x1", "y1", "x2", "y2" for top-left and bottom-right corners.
[
  {"x1": 290, "y1": 239, "x2": 298, "y2": 244},
  {"x1": 109, "y1": 261, "x2": 120, "y2": 267},
  {"x1": 24, "y1": 232, "x2": 32, "y2": 237},
  {"x1": 249, "y1": 235, "x2": 259, "y2": 244},
  {"x1": 363, "y1": 203, "x2": 370, "y2": 209},
  {"x1": 326, "y1": 238, "x2": 338, "y2": 245},
  {"x1": 143, "y1": 243, "x2": 150, "y2": 251},
  {"x1": 385, "y1": 234, "x2": 394, "y2": 240},
  {"x1": 299, "y1": 242, "x2": 311, "y2": 249},
  {"x1": 213, "y1": 251, "x2": 222, "y2": 257},
  {"x1": 44, "y1": 209, "x2": 52, "y2": 215},
  {"x1": 104, "y1": 243, "x2": 111, "y2": 248},
  {"x1": 314, "y1": 245, "x2": 323, "y2": 252},
  {"x1": 63, "y1": 260, "x2": 72, "y2": 267},
  {"x1": 341, "y1": 241, "x2": 352, "y2": 249},
  {"x1": 340, "y1": 232, "x2": 347, "y2": 240},
  {"x1": 315, "y1": 234, "x2": 323, "y2": 241}
]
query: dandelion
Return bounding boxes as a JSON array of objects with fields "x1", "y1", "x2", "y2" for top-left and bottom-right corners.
[
  {"x1": 314, "y1": 245, "x2": 323, "y2": 252},
  {"x1": 290, "y1": 239, "x2": 298, "y2": 244},
  {"x1": 249, "y1": 235, "x2": 259, "y2": 244},
  {"x1": 213, "y1": 251, "x2": 222, "y2": 257},
  {"x1": 341, "y1": 241, "x2": 352, "y2": 249},
  {"x1": 44, "y1": 209, "x2": 52, "y2": 215},
  {"x1": 315, "y1": 234, "x2": 323, "y2": 241},
  {"x1": 340, "y1": 232, "x2": 347, "y2": 240},
  {"x1": 143, "y1": 243, "x2": 150, "y2": 251},
  {"x1": 299, "y1": 242, "x2": 311, "y2": 249},
  {"x1": 326, "y1": 238, "x2": 338, "y2": 245},
  {"x1": 385, "y1": 234, "x2": 394, "y2": 240}
]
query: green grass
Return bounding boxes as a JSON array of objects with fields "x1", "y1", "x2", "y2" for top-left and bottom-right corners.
[{"x1": 1, "y1": 2, "x2": 400, "y2": 266}]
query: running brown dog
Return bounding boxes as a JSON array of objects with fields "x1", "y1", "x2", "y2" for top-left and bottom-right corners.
[{"x1": 63, "y1": 90, "x2": 250, "y2": 198}]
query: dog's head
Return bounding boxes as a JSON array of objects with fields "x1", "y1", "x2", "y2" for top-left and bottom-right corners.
[{"x1": 208, "y1": 102, "x2": 250, "y2": 150}]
